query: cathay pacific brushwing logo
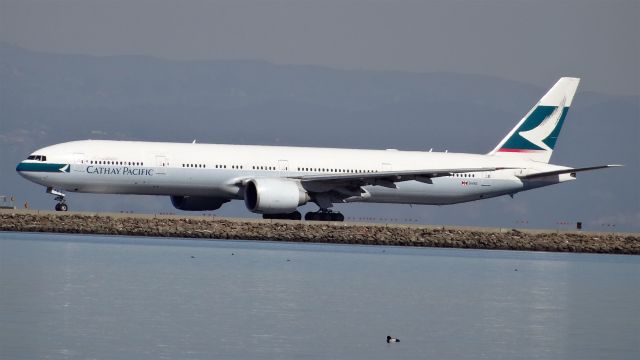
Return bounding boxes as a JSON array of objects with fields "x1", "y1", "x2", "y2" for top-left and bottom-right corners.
[
  {"x1": 59, "y1": 164, "x2": 70, "y2": 172},
  {"x1": 518, "y1": 98, "x2": 566, "y2": 151}
]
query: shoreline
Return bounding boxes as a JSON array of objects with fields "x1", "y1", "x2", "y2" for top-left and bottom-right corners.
[{"x1": 1, "y1": 210, "x2": 638, "y2": 255}]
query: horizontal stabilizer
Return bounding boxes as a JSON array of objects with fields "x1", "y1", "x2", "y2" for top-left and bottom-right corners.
[{"x1": 517, "y1": 164, "x2": 622, "y2": 179}]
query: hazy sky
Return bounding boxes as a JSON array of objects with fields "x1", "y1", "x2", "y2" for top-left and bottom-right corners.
[{"x1": 1, "y1": 0, "x2": 638, "y2": 96}]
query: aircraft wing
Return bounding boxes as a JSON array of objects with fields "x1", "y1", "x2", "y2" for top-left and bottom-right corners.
[
  {"x1": 292, "y1": 167, "x2": 505, "y2": 188},
  {"x1": 516, "y1": 164, "x2": 622, "y2": 180}
]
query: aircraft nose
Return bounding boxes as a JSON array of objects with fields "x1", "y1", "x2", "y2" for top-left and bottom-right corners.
[
  {"x1": 16, "y1": 161, "x2": 33, "y2": 179},
  {"x1": 16, "y1": 161, "x2": 26, "y2": 176},
  {"x1": 16, "y1": 161, "x2": 44, "y2": 184}
]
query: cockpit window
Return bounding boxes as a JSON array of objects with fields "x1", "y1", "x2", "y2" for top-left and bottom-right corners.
[{"x1": 27, "y1": 155, "x2": 46, "y2": 161}]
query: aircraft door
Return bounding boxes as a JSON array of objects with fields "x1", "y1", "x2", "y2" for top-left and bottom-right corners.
[
  {"x1": 72, "y1": 152, "x2": 85, "y2": 172},
  {"x1": 155, "y1": 155, "x2": 169, "y2": 174},
  {"x1": 277, "y1": 160, "x2": 289, "y2": 171}
]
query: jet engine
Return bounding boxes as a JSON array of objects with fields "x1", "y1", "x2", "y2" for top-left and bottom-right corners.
[
  {"x1": 170, "y1": 195, "x2": 229, "y2": 211},
  {"x1": 244, "y1": 178, "x2": 309, "y2": 214}
]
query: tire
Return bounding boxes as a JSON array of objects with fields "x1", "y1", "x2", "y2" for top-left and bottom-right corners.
[
  {"x1": 264, "y1": 212, "x2": 301, "y2": 220},
  {"x1": 332, "y1": 213, "x2": 345, "y2": 222}
]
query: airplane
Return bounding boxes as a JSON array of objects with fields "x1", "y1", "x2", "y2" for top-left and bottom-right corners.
[{"x1": 16, "y1": 77, "x2": 620, "y2": 221}]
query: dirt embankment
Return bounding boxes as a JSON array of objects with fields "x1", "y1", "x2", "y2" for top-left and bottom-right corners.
[{"x1": 1, "y1": 211, "x2": 638, "y2": 255}]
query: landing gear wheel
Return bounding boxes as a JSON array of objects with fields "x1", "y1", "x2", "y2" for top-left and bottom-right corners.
[
  {"x1": 48, "y1": 188, "x2": 68, "y2": 212},
  {"x1": 305, "y1": 211, "x2": 344, "y2": 222},
  {"x1": 54, "y1": 203, "x2": 68, "y2": 212},
  {"x1": 262, "y1": 211, "x2": 302, "y2": 220}
]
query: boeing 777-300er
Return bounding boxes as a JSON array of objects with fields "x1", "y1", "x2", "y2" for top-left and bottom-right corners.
[{"x1": 17, "y1": 77, "x2": 620, "y2": 221}]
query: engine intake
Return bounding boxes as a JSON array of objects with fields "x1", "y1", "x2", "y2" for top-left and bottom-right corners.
[{"x1": 244, "y1": 178, "x2": 309, "y2": 214}]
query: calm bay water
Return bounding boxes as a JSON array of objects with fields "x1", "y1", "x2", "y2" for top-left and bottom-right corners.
[{"x1": 0, "y1": 232, "x2": 638, "y2": 360}]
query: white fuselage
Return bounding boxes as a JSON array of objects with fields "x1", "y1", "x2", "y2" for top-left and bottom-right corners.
[
  {"x1": 17, "y1": 140, "x2": 573, "y2": 207},
  {"x1": 16, "y1": 78, "x2": 614, "y2": 218}
]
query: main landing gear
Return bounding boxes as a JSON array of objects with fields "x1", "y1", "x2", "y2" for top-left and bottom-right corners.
[
  {"x1": 304, "y1": 210, "x2": 344, "y2": 222},
  {"x1": 262, "y1": 210, "x2": 345, "y2": 222},
  {"x1": 47, "y1": 187, "x2": 68, "y2": 212},
  {"x1": 262, "y1": 211, "x2": 302, "y2": 221}
]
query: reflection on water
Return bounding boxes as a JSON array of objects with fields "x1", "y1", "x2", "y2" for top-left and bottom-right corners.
[{"x1": 1, "y1": 232, "x2": 638, "y2": 360}]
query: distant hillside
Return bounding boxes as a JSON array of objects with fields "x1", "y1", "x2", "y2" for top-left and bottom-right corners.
[{"x1": 1, "y1": 43, "x2": 637, "y2": 231}]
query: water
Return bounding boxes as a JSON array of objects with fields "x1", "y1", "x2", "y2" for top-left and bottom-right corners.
[{"x1": 0, "y1": 232, "x2": 638, "y2": 360}]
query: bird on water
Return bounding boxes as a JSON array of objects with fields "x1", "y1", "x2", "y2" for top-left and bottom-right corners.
[{"x1": 387, "y1": 336, "x2": 400, "y2": 343}]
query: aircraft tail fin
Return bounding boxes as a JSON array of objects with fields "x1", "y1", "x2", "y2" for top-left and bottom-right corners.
[{"x1": 489, "y1": 77, "x2": 580, "y2": 163}]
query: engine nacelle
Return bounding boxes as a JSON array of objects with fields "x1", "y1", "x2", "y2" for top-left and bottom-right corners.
[
  {"x1": 244, "y1": 178, "x2": 309, "y2": 214},
  {"x1": 170, "y1": 195, "x2": 229, "y2": 211}
]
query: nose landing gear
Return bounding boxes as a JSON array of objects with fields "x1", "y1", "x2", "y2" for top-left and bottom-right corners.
[
  {"x1": 54, "y1": 202, "x2": 68, "y2": 212},
  {"x1": 47, "y1": 187, "x2": 68, "y2": 212}
]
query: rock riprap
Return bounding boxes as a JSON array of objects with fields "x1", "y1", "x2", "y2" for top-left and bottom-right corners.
[{"x1": 1, "y1": 211, "x2": 638, "y2": 255}]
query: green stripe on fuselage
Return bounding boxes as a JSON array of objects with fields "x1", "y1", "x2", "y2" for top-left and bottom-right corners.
[{"x1": 16, "y1": 163, "x2": 70, "y2": 173}]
